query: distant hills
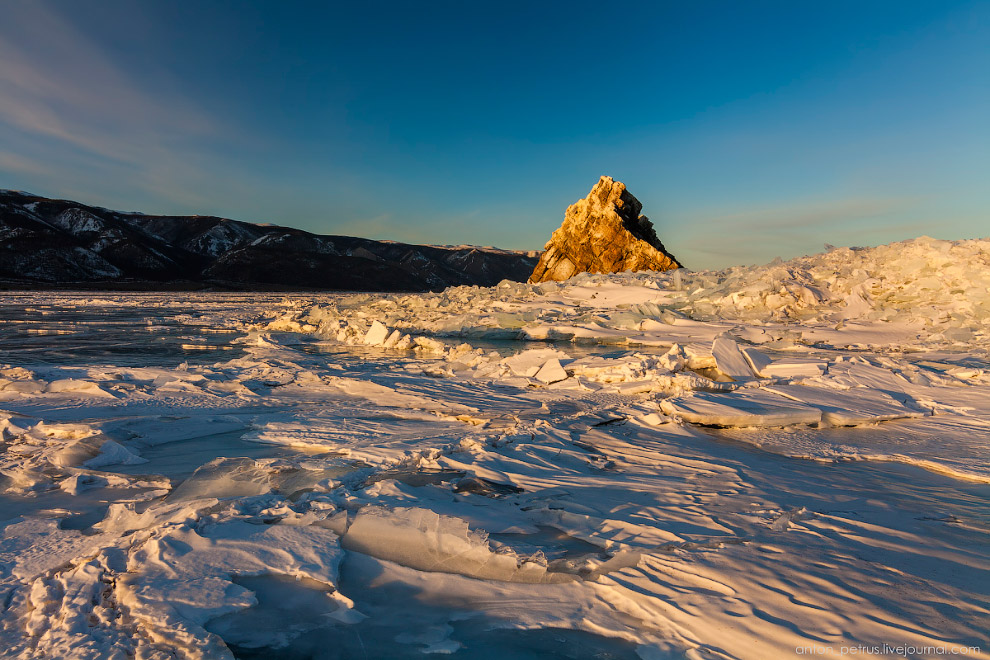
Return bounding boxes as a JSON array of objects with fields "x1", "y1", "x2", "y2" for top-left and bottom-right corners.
[{"x1": 0, "y1": 190, "x2": 538, "y2": 291}]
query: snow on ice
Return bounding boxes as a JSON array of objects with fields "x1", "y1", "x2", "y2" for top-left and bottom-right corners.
[{"x1": 0, "y1": 237, "x2": 988, "y2": 659}]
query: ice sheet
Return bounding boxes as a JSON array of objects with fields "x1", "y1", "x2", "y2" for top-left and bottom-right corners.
[
  {"x1": 765, "y1": 384, "x2": 926, "y2": 426},
  {"x1": 659, "y1": 390, "x2": 823, "y2": 427},
  {"x1": 2, "y1": 239, "x2": 990, "y2": 659}
]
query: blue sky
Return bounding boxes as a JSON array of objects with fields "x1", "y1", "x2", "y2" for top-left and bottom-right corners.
[{"x1": 1, "y1": 1, "x2": 987, "y2": 269}]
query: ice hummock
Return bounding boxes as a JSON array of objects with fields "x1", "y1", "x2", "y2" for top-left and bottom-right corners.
[{"x1": 340, "y1": 507, "x2": 571, "y2": 583}]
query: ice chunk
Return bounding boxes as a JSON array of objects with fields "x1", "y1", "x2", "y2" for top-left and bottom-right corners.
[
  {"x1": 168, "y1": 457, "x2": 275, "y2": 501},
  {"x1": 341, "y1": 507, "x2": 571, "y2": 583},
  {"x1": 770, "y1": 507, "x2": 809, "y2": 532},
  {"x1": 364, "y1": 320, "x2": 389, "y2": 346},
  {"x1": 635, "y1": 412, "x2": 669, "y2": 426},
  {"x1": 535, "y1": 359, "x2": 568, "y2": 384},
  {"x1": 382, "y1": 329, "x2": 408, "y2": 348},
  {"x1": 96, "y1": 500, "x2": 218, "y2": 535},
  {"x1": 503, "y1": 348, "x2": 570, "y2": 378},
  {"x1": 413, "y1": 336, "x2": 447, "y2": 354},
  {"x1": 741, "y1": 347, "x2": 773, "y2": 377},
  {"x1": 660, "y1": 390, "x2": 822, "y2": 427},
  {"x1": 0, "y1": 379, "x2": 45, "y2": 394},
  {"x1": 712, "y1": 336, "x2": 755, "y2": 380},
  {"x1": 613, "y1": 380, "x2": 656, "y2": 395},
  {"x1": 765, "y1": 385, "x2": 925, "y2": 426},
  {"x1": 82, "y1": 439, "x2": 148, "y2": 468},
  {"x1": 60, "y1": 473, "x2": 109, "y2": 495},
  {"x1": 46, "y1": 379, "x2": 115, "y2": 398}
]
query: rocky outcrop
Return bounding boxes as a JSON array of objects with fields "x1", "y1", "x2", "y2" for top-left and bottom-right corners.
[
  {"x1": 0, "y1": 190, "x2": 539, "y2": 291},
  {"x1": 529, "y1": 176, "x2": 680, "y2": 283}
]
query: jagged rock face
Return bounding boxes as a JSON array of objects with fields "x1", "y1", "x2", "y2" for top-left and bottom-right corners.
[{"x1": 529, "y1": 176, "x2": 680, "y2": 283}]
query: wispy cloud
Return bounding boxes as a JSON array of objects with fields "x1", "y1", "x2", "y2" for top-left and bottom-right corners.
[
  {"x1": 0, "y1": 2, "x2": 215, "y2": 159},
  {"x1": 0, "y1": 1, "x2": 262, "y2": 212},
  {"x1": 0, "y1": 150, "x2": 47, "y2": 177}
]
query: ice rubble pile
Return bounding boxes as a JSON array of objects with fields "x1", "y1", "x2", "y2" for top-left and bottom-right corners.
[
  {"x1": 0, "y1": 414, "x2": 158, "y2": 497},
  {"x1": 259, "y1": 237, "x2": 990, "y2": 349},
  {"x1": 240, "y1": 237, "x2": 990, "y2": 440},
  {"x1": 669, "y1": 237, "x2": 990, "y2": 331}
]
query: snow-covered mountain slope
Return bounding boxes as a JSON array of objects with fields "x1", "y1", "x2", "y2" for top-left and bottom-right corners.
[{"x1": 0, "y1": 191, "x2": 538, "y2": 291}]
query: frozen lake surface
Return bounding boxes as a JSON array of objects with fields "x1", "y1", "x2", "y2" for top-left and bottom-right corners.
[{"x1": 1, "y1": 238, "x2": 988, "y2": 659}]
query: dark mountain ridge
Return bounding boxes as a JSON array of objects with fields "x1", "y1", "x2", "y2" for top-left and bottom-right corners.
[{"x1": 0, "y1": 190, "x2": 538, "y2": 291}]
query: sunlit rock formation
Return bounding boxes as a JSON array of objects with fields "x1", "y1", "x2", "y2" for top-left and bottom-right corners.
[{"x1": 529, "y1": 176, "x2": 680, "y2": 283}]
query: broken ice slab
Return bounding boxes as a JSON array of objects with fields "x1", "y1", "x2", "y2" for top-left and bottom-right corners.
[
  {"x1": 741, "y1": 347, "x2": 773, "y2": 377},
  {"x1": 340, "y1": 507, "x2": 573, "y2": 584},
  {"x1": 534, "y1": 358, "x2": 569, "y2": 384},
  {"x1": 503, "y1": 348, "x2": 571, "y2": 378},
  {"x1": 764, "y1": 385, "x2": 926, "y2": 426},
  {"x1": 166, "y1": 457, "x2": 276, "y2": 501},
  {"x1": 659, "y1": 390, "x2": 822, "y2": 427},
  {"x1": 363, "y1": 320, "x2": 389, "y2": 345},
  {"x1": 82, "y1": 439, "x2": 148, "y2": 469},
  {"x1": 760, "y1": 358, "x2": 827, "y2": 379},
  {"x1": 46, "y1": 378, "x2": 116, "y2": 398},
  {"x1": 711, "y1": 336, "x2": 757, "y2": 380}
]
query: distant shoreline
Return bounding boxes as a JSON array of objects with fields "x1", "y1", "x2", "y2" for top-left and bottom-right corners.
[{"x1": 0, "y1": 279, "x2": 425, "y2": 293}]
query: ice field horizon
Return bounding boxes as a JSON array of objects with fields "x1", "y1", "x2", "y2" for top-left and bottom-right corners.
[{"x1": 1, "y1": 236, "x2": 988, "y2": 659}]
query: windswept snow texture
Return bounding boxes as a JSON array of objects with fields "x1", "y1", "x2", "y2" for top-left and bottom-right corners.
[{"x1": 1, "y1": 237, "x2": 989, "y2": 659}]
